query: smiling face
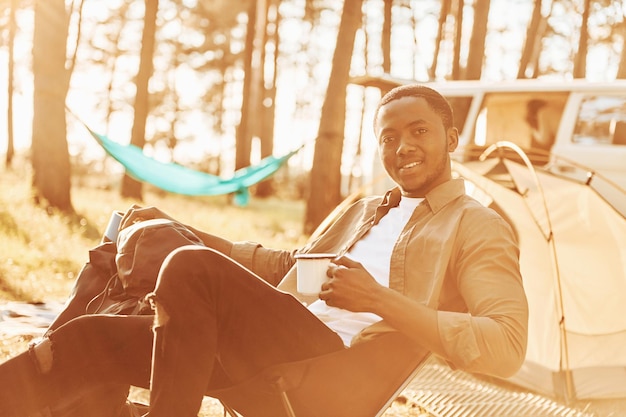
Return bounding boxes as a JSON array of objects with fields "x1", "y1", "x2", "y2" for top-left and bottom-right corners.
[{"x1": 375, "y1": 95, "x2": 459, "y2": 198}]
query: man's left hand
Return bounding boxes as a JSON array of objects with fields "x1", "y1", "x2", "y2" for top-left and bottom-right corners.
[{"x1": 319, "y1": 256, "x2": 382, "y2": 312}]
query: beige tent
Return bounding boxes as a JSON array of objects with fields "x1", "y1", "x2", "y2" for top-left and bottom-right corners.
[{"x1": 452, "y1": 143, "x2": 626, "y2": 401}]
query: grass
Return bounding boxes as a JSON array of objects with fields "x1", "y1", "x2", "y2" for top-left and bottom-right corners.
[{"x1": 0, "y1": 158, "x2": 308, "y2": 304}]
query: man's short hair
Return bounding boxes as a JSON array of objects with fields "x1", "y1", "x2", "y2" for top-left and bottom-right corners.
[{"x1": 374, "y1": 84, "x2": 454, "y2": 131}]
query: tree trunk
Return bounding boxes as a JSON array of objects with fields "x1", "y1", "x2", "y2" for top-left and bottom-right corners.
[
  {"x1": 381, "y1": 0, "x2": 392, "y2": 73},
  {"x1": 517, "y1": 0, "x2": 543, "y2": 79},
  {"x1": 104, "y1": 5, "x2": 128, "y2": 137},
  {"x1": 256, "y1": 0, "x2": 280, "y2": 198},
  {"x1": 573, "y1": 0, "x2": 590, "y2": 78},
  {"x1": 430, "y1": 0, "x2": 451, "y2": 80},
  {"x1": 235, "y1": 0, "x2": 257, "y2": 173},
  {"x1": 31, "y1": 0, "x2": 73, "y2": 212},
  {"x1": 5, "y1": 0, "x2": 17, "y2": 168},
  {"x1": 617, "y1": 22, "x2": 626, "y2": 79},
  {"x1": 452, "y1": 0, "x2": 464, "y2": 79},
  {"x1": 121, "y1": 0, "x2": 158, "y2": 200},
  {"x1": 303, "y1": 0, "x2": 363, "y2": 235},
  {"x1": 464, "y1": 0, "x2": 490, "y2": 80}
]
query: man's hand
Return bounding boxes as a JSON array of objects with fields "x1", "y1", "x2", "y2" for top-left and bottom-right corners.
[
  {"x1": 119, "y1": 205, "x2": 176, "y2": 230},
  {"x1": 319, "y1": 256, "x2": 383, "y2": 313}
]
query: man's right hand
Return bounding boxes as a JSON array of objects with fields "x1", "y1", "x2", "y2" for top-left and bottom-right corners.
[{"x1": 119, "y1": 205, "x2": 176, "y2": 230}]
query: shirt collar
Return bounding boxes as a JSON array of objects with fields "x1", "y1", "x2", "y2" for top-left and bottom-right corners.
[{"x1": 379, "y1": 178, "x2": 466, "y2": 216}]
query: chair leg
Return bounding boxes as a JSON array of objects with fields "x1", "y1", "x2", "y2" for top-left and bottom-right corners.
[
  {"x1": 216, "y1": 376, "x2": 299, "y2": 417},
  {"x1": 278, "y1": 390, "x2": 297, "y2": 417},
  {"x1": 272, "y1": 375, "x2": 298, "y2": 417},
  {"x1": 220, "y1": 400, "x2": 240, "y2": 417}
]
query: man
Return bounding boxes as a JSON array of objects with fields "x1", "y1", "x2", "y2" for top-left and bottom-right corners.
[{"x1": 0, "y1": 84, "x2": 528, "y2": 417}]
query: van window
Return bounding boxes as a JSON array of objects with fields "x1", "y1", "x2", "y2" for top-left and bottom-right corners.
[
  {"x1": 458, "y1": 91, "x2": 568, "y2": 165},
  {"x1": 573, "y1": 95, "x2": 626, "y2": 146},
  {"x1": 471, "y1": 92, "x2": 567, "y2": 151}
]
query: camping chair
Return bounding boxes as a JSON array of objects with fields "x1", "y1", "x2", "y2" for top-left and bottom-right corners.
[{"x1": 207, "y1": 332, "x2": 430, "y2": 417}]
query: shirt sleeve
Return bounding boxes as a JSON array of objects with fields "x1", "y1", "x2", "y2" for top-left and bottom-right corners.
[
  {"x1": 230, "y1": 241, "x2": 297, "y2": 286},
  {"x1": 437, "y1": 214, "x2": 529, "y2": 378}
]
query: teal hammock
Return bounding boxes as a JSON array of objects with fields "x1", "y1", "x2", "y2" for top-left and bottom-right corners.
[{"x1": 84, "y1": 126, "x2": 301, "y2": 206}]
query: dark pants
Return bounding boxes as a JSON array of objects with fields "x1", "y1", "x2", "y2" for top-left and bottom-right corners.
[
  {"x1": 0, "y1": 246, "x2": 344, "y2": 417},
  {"x1": 146, "y1": 246, "x2": 344, "y2": 416}
]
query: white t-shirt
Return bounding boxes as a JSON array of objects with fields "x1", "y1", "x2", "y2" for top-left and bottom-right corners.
[{"x1": 307, "y1": 196, "x2": 423, "y2": 346}]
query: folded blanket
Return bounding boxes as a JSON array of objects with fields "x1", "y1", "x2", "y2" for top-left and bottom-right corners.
[{"x1": 0, "y1": 301, "x2": 64, "y2": 337}]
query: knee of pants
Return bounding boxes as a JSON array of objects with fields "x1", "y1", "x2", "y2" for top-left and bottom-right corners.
[
  {"x1": 148, "y1": 296, "x2": 170, "y2": 328},
  {"x1": 163, "y1": 244, "x2": 215, "y2": 267},
  {"x1": 34, "y1": 315, "x2": 99, "y2": 374},
  {"x1": 152, "y1": 246, "x2": 225, "y2": 307},
  {"x1": 43, "y1": 315, "x2": 98, "y2": 372},
  {"x1": 30, "y1": 338, "x2": 54, "y2": 374}
]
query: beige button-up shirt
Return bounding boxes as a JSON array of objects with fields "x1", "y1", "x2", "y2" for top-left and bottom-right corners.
[{"x1": 230, "y1": 178, "x2": 528, "y2": 378}]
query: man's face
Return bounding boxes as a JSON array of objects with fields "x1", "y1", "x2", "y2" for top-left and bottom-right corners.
[{"x1": 375, "y1": 96, "x2": 458, "y2": 198}]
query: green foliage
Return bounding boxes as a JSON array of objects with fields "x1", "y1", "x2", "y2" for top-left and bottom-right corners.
[{"x1": 0, "y1": 162, "x2": 308, "y2": 303}]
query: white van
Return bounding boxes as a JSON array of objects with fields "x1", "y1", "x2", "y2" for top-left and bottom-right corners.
[{"x1": 351, "y1": 75, "x2": 626, "y2": 204}]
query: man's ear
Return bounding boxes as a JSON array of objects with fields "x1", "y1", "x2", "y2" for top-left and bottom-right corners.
[{"x1": 447, "y1": 127, "x2": 459, "y2": 152}]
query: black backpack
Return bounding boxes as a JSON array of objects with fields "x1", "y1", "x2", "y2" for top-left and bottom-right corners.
[{"x1": 46, "y1": 219, "x2": 205, "y2": 334}]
